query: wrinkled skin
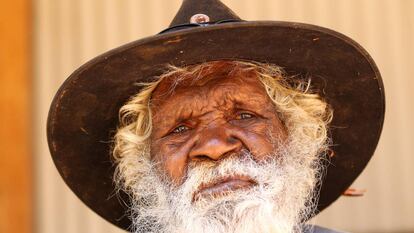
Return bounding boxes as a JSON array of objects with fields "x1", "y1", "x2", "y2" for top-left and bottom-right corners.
[{"x1": 150, "y1": 71, "x2": 288, "y2": 186}]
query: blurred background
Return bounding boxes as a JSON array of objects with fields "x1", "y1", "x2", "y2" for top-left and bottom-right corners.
[{"x1": 1, "y1": 0, "x2": 413, "y2": 232}]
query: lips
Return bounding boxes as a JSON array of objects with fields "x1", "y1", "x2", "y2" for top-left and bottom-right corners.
[{"x1": 193, "y1": 175, "x2": 257, "y2": 202}]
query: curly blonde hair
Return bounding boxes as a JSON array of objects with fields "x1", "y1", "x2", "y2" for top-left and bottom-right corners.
[{"x1": 112, "y1": 60, "x2": 333, "y2": 191}]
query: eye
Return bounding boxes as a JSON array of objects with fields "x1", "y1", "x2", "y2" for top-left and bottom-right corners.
[
  {"x1": 237, "y1": 112, "x2": 255, "y2": 120},
  {"x1": 171, "y1": 125, "x2": 190, "y2": 134}
]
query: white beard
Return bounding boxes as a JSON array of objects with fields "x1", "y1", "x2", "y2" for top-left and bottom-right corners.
[{"x1": 123, "y1": 135, "x2": 323, "y2": 233}]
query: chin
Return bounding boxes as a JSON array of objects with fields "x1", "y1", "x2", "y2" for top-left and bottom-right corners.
[{"x1": 173, "y1": 190, "x2": 302, "y2": 233}]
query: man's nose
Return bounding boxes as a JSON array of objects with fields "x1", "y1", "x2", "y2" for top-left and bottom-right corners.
[{"x1": 189, "y1": 126, "x2": 242, "y2": 161}]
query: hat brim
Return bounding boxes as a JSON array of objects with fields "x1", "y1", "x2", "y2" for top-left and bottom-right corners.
[{"x1": 47, "y1": 21, "x2": 385, "y2": 230}]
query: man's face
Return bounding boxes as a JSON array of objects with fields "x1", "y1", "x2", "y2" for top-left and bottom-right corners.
[
  {"x1": 150, "y1": 70, "x2": 287, "y2": 187},
  {"x1": 114, "y1": 62, "x2": 327, "y2": 233}
]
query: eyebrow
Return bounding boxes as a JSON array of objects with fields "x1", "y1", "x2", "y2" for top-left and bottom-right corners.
[
  {"x1": 233, "y1": 96, "x2": 268, "y2": 110},
  {"x1": 153, "y1": 107, "x2": 196, "y2": 138}
]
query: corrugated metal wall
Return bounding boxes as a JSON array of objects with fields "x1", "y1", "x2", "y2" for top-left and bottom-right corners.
[{"x1": 34, "y1": 0, "x2": 414, "y2": 232}]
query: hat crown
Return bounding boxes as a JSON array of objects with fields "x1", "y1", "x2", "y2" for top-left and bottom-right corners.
[{"x1": 169, "y1": 0, "x2": 241, "y2": 27}]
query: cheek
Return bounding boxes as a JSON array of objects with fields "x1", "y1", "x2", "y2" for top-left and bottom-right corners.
[
  {"x1": 150, "y1": 137, "x2": 194, "y2": 185},
  {"x1": 242, "y1": 131, "x2": 274, "y2": 160},
  {"x1": 237, "y1": 119, "x2": 287, "y2": 160}
]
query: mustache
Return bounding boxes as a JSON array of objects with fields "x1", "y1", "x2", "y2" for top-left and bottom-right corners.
[{"x1": 176, "y1": 150, "x2": 277, "y2": 203}]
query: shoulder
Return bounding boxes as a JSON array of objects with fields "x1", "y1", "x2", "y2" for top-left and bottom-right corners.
[{"x1": 302, "y1": 225, "x2": 349, "y2": 233}]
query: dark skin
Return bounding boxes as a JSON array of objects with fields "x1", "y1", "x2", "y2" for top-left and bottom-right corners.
[{"x1": 150, "y1": 69, "x2": 287, "y2": 196}]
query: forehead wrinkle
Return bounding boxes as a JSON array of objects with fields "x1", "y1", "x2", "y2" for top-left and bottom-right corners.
[
  {"x1": 152, "y1": 90, "x2": 210, "y2": 125},
  {"x1": 209, "y1": 85, "x2": 268, "y2": 112},
  {"x1": 152, "y1": 74, "x2": 272, "y2": 124}
]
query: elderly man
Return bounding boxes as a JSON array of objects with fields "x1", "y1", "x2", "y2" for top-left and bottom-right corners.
[
  {"x1": 112, "y1": 60, "x2": 332, "y2": 233},
  {"x1": 47, "y1": 0, "x2": 384, "y2": 233}
]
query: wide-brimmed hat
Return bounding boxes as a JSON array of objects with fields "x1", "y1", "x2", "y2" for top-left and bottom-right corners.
[{"x1": 47, "y1": 0, "x2": 385, "y2": 230}]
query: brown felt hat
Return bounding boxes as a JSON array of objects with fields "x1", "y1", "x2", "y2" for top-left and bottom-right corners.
[{"x1": 47, "y1": 0, "x2": 385, "y2": 230}]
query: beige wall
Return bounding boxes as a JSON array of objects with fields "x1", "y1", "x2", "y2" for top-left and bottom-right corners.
[{"x1": 34, "y1": 0, "x2": 414, "y2": 232}]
